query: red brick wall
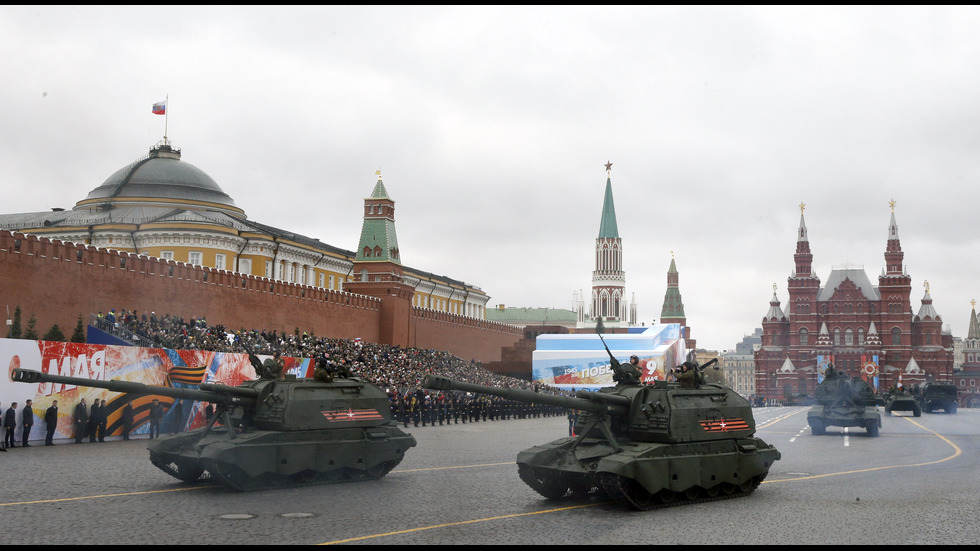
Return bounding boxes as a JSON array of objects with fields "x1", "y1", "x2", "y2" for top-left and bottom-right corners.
[
  {"x1": 411, "y1": 308, "x2": 523, "y2": 363},
  {"x1": 0, "y1": 231, "x2": 382, "y2": 342},
  {"x1": 0, "y1": 231, "x2": 521, "y2": 363}
]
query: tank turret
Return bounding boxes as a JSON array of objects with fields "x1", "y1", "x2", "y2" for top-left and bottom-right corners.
[
  {"x1": 12, "y1": 368, "x2": 416, "y2": 490},
  {"x1": 422, "y1": 367, "x2": 781, "y2": 511},
  {"x1": 807, "y1": 366, "x2": 881, "y2": 436}
]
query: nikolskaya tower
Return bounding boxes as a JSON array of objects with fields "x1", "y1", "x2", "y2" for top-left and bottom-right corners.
[{"x1": 575, "y1": 161, "x2": 637, "y2": 329}]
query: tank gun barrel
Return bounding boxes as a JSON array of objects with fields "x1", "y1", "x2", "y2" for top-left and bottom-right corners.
[
  {"x1": 422, "y1": 375, "x2": 629, "y2": 415},
  {"x1": 11, "y1": 368, "x2": 257, "y2": 404}
]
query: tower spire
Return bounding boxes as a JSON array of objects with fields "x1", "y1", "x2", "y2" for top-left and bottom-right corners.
[
  {"x1": 968, "y1": 299, "x2": 980, "y2": 340},
  {"x1": 588, "y1": 161, "x2": 627, "y2": 326}
]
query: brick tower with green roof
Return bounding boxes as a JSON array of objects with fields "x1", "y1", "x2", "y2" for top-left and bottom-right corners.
[
  {"x1": 660, "y1": 253, "x2": 695, "y2": 348},
  {"x1": 344, "y1": 170, "x2": 415, "y2": 347},
  {"x1": 579, "y1": 161, "x2": 635, "y2": 329}
]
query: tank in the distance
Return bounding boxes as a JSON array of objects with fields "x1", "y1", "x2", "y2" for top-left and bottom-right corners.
[
  {"x1": 11, "y1": 367, "x2": 417, "y2": 491},
  {"x1": 883, "y1": 387, "x2": 920, "y2": 417},
  {"x1": 422, "y1": 358, "x2": 781, "y2": 511},
  {"x1": 807, "y1": 365, "x2": 881, "y2": 436},
  {"x1": 912, "y1": 382, "x2": 958, "y2": 414}
]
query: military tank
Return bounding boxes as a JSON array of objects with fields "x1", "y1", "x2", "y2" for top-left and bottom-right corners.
[
  {"x1": 883, "y1": 389, "x2": 920, "y2": 417},
  {"x1": 11, "y1": 367, "x2": 417, "y2": 491},
  {"x1": 913, "y1": 382, "x2": 958, "y2": 414},
  {"x1": 421, "y1": 362, "x2": 781, "y2": 511},
  {"x1": 807, "y1": 367, "x2": 881, "y2": 436}
]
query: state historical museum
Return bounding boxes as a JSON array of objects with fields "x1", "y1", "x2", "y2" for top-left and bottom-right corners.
[{"x1": 754, "y1": 203, "x2": 953, "y2": 401}]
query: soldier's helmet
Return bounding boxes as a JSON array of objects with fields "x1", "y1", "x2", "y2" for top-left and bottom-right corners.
[{"x1": 630, "y1": 355, "x2": 639, "y2": 362}]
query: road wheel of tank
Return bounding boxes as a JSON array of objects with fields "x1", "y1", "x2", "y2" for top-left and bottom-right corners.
[
  {"x1": 703, "y1": 485, "x2": 720, "y2": 498},
  {"x1": 683, "y1": 487, "x2": 700, "y2": 501},
  {"x1": 567, "y1": 477, "x2": 599, "y2": 498},
  {"x1": 738, "y1": 479, "x2": 755, "y2": 493},
  {"x1": 655, "y1": 489, "x2": 675, "y2": 505},
  {"x1": 866, "y1": 421, "x2": 879, "y2": 437},
  {"x1": 518, "y1": 464, "x2": 568, "y2": 499},
  {"x1": 720, "y1": 483, "x2": 737, "y2": 496},
  {"x1": 292, "y1": 469, "x2": 319, "y2": 484},
  {"x1": 149, "y1": 452, "x2": 204, "y2": 483},
  {"x1": 598, "y1": 473, "x2": 656, "y2": 510},
  {"x1": 365, "y1": 460, "x2": 398, "y2": 480}
]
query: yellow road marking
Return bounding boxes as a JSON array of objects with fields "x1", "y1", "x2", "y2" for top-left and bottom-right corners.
[
  {"x1": 0, "y1": 485, "x2": 214, "y2": 507},
  {"x1": 320, "y1": 502, "x2": 604, "y2": 545},
  {"x1": 764, "y1": 415, "x2": 962, "y2": 483},
  {"x1": 0, "y1": 463, "x2": 514, "y2": 507}
]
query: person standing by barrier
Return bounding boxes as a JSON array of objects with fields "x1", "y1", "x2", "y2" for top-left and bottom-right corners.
[
  {"x1": 74, "y1": 398, "x2": 89, "y2": 443},
  {"x1": 88, "y1": 400, "x2": 100, "y2": 443},
  {"x1": 97, "y1": 399, "x2": 108, "y2": 442},
  {"x1": 3, "y1": 402, "x2": 16, "y2": 449},
  {"x1": 121, "y1": 402, "x2": 134, "y2": 441},
  {"x1": 148, "y1": 399, "x2": 164, "y2": 439},
  {"x1": 45, "y1": 400, "x2": 58, "y2": 446},
  {"x1": 22, "y1": 399, "x2": 36, "y2": 447}
]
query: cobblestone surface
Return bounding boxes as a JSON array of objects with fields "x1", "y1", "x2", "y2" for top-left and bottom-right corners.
[{"x1": 2, "y1": 408, "x2": 979, "y2": 544}]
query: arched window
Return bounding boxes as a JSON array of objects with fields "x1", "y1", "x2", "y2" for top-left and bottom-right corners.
[
  {"x1": 858, "y1": 328, "x2": 864, "y2": 345},
  {"x1": 834, "y1": 328, "x2": 841, "y2": 345},
  {"x1": 799, "y1": 328, "x2": 809, "y2": 346},
  {"x1": 363, "y1": 247, "x2": 371, "y2": 257},
  {"x1": 891, "y1": 327, "x2": 901, "y2": 345},
  {"x1": 845, "y1": 328, "x2": 853, "y2": 346}
]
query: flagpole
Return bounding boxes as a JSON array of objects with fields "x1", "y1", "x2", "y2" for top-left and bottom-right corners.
[{"x1": 164, "y1": 93, "x2": 169, "y2": 143}]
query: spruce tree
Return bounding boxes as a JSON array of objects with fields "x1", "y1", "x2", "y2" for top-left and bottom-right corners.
[
  {"x1": 43, "y1": 324, "x2": 66, "y2": 342},
  {"x1": 71, "y1": 315, "x2": 87, "y2": 343},
  {"x1": 23, "y1": 315, "x2": 39, "y2": 340}
]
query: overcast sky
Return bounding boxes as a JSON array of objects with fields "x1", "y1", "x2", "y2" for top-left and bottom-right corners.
[{"x1": 2, "y1": 6, "x2": 979, "y2": 351}]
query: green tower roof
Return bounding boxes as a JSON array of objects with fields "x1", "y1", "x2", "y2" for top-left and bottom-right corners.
[{"x1": 598, "y1": 176, "x2": 619, "y2": 238}]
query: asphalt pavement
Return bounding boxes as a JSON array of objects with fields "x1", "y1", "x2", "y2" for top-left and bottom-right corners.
[{"x1": 2, "y1": 408, "x2": 979, "y2": 545}]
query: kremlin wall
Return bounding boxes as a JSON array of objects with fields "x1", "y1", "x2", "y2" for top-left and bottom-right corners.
[{"x1": 0, "y1": 230, "x2": 522, "y2": 365}]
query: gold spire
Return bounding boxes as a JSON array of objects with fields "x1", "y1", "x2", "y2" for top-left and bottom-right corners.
[
  {"x1": 376, "y1": 167, "x2": 382, "y2": 181},
  {"x1": 972, "y1": 299, "x2": 976, "y2": 309},
  {"x1": 924, "y1": 280, "x2": 930, "y2": 294},
  {"x1": 799, "y1": 202, "x2": 805, "y2": 214},
  {"x1": 773, "y1": 282, "x2": 777, "y2": 292},
  {"x1": 889, "y1": 199, "x2": 896, "y2": 212}
]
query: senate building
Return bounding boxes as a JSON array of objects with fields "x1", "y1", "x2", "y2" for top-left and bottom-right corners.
[{"x1": 0, "y1": 140, "x2": 490, "y2": 319}]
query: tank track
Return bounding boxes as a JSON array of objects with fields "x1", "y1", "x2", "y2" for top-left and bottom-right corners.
[
  {"x1": 150, "y1": 451, "x2": 403, "y2": 491},
  {"x1": 598, "y1": 471, "x2": 765, "y2": 511}
]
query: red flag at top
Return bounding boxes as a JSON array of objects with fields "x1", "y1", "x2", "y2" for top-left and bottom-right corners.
[{"x1": 152, "y1": 100, "x2": 166, "y2": 115}]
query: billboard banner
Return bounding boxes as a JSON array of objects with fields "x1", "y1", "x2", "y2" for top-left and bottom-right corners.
[
  {"x1": 0, "y1": 338, "x2": 311, "y2": 443},
  {"x1": 531, "y1": 325, "x2": 686, "y2": 390}
]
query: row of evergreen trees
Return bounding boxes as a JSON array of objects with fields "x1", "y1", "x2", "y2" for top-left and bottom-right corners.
[{"x1": 5, "y1": 306, "x2": 86, "y2": 342}]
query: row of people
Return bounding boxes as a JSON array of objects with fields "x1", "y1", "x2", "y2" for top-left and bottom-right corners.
[
  {"x1": 388, "y1": 391, "x2": 568, "y2": 428},
  {"x1": 96, "y1": 307, "x2": 559, "y2": 398},
  {"x1": 3, "y1": 399, "x2": 56, "y2": 448}
]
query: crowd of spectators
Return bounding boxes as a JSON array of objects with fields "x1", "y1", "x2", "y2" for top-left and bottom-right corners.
[{"x1": 96, "y1": 308, "x2": 569, "y2": 401}]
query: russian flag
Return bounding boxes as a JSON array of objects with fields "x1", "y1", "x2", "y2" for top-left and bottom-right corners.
[{"x1": 152, "y1": 100, "x2": 166, "y2": 115}]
